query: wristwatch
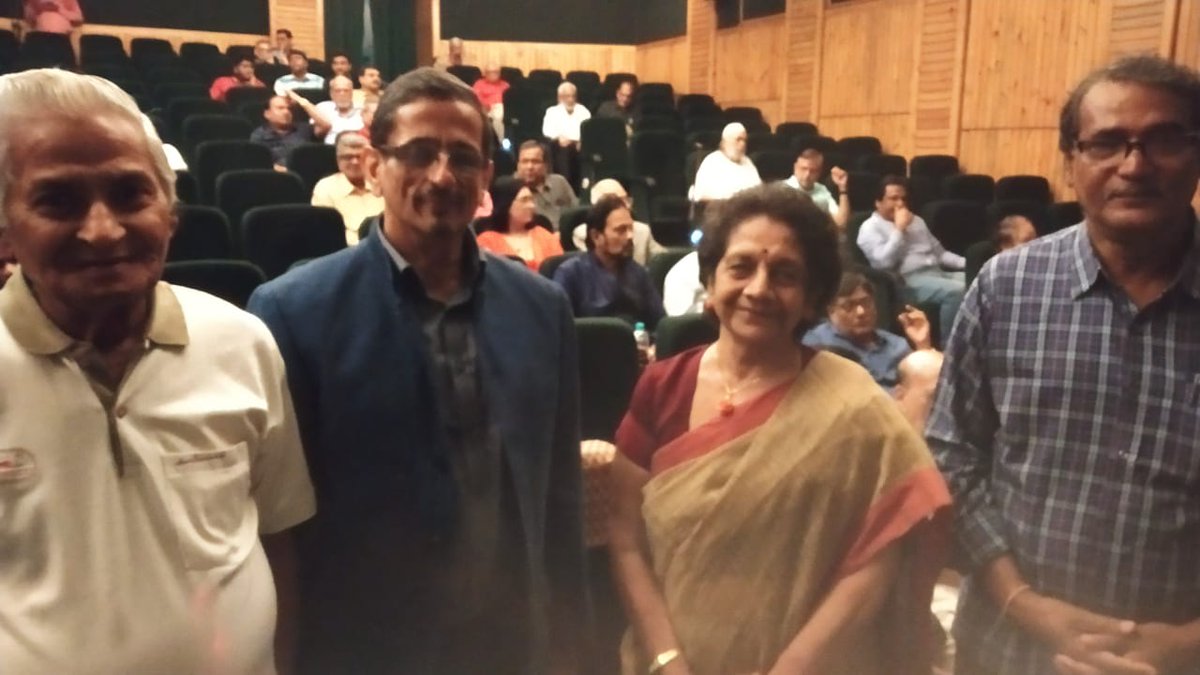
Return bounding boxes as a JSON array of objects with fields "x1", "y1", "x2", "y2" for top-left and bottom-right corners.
[{"x1": 648, "y1": 648, "x2": 681, "y2": 675}]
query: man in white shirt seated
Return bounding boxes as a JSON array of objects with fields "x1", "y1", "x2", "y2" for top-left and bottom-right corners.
[
  {"x1": 542, "y1": 81, "x2": 591, "y2": 191},
  {"x1": 288, "y1": 75, "x2": 362, "y2": 145},
  {"x1": 784, "y1": 148, "x2": 850, "y2": 229},
  {"x1": 691, "y1": 122, "x2": 762, "y2": 202},
  {"x1": 856, "y1": 174, "x2": 965, "y2": 343},
  {"x1": 273, "y1": 50, "x2": 325, "y2": 94},
  {"x1": 571, "y1": 178, "x2": 665, "y2": 265},
  {"x1": 662, "y1": 250, "x2": 704, "y2": 316}
]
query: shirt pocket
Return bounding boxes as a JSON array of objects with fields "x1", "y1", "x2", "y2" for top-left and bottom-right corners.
[
  {"x1": 1150, "y1": 373, "x2": 1200, "y2": 485},
  {"x1": 160, "y1": 443, "x2": 252, "y2": 571}
]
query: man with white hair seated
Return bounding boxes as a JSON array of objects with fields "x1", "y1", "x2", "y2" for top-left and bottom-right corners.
[
  {"x1": 288, "y1": 75, "x2": 363, "y2": 145},
  {"x1": 572, "y1": 178, "x2": 665, "y2": 264},
  {"x1": 691, "y1": 122, "x2": 762, "y2": 202},
  {"x1": 542, "y1": 80, "x2": 591, "y2": 190}
]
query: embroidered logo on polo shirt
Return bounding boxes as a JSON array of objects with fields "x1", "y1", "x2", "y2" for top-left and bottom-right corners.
[{"x1": 0, "y1": 448, "x2": 38, "y2": 485}]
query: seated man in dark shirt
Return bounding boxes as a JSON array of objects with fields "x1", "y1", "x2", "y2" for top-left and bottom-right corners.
[
  {"x1": 249, "y1": 95, "x2": 314, "y2": 169},
  {"x1": 553, "y1": 195, "x2": 665, "y2": 329}
]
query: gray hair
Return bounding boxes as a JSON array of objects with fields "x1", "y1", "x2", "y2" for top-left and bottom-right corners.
[
  {"x1": 589, "y1": 178, "x2": 627, "y2": 204},
  {"x1": 0, "y1": 69, "x2": 177, "y2": 230},
  {"x1": 557, "y1": 81, "x2": 577, "y2": 97},
  {"x1": 721, "y1": 122, "x2": 747, "y2": 140}
]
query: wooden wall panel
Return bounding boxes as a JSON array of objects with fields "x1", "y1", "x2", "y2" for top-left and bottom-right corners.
[
  {"x1": 1176, "y1": 0, "x2": 1200, "y2": 68},
  {"x1": 712, "y1": 14, "x2": 786, "y2": 125},
  {"x1": 80, "y1": 25, "x2": 265, "y2": 54},
  {"x1": 959, "y1": 128, "x2": 1069, "y2": 196},
  {"x1": 818, "y1": 0, "x2": 919, "y2": 118},
  {"x1": 911, "y1": 0, "x2": 968, "y2": 155},
  {"x1": 432, "y1": 39, "x2": 636, "y2": 77},
  {"x1": 687, "y1": 0, "x2": 715, "y2": 95},
  {"x1": 635, "y1": 37, "x2": 689, "y2": 93},
  {"x1": 270, "y1": 0, "x2": 324, "y2": 59},
  {"x1": 820, "y1": 113, "x2": 913, "y2": 157},
  {"x1": 1107, "y1": 0, "x2": 1176, "y2": 58},
  {"x1": 782, "y1": 0, "x2": 823, "y2": 124}
]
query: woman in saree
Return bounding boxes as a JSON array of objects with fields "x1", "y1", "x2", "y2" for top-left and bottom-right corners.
[{"x1": 607, "y1": 183, "x2": 952, "y2": 675}]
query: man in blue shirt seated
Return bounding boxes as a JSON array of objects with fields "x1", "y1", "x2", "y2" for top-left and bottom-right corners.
[
  {"x1": 553, "y1": 195, "x2": 666, "y2": 329},
  {"x1": 803, "y1": 271, "x2": 933, "y2": 389}
]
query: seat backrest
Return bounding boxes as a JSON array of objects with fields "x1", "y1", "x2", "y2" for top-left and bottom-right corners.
[
  {"x1": 603, "y1": 72, "x2": 638, "y2": 89},
  {"x1": 162, "y1": 260, "x2": 266, "y2": 309},
  {"x1": 724, "y1": 106, "x2": 764, "y2": 126},
  {"x1": 964, "y1": 240, "x2": 997, "y2": 287},
  {"x1": 776, "y1": 121, "x2": 818, "y2": 139},
  {"x1": 559, "y1": 206, "x2": 591, "y2": 252},
  {"x1": 1047, "y1": 200, "x2": 1083, "y2": 233},
  {"x1": 941, "y1": 173, "x2": 995, "y2": 205},
  {"x1": 987, "y1": 199, "x2": 1050, "y2": 236},
  {"x1": 630, "y1": 131, "x2": 687, "y2": 197},
  {"x1": 905, "y1": 174, "x2": 941, "y2": 212},
  {"x1": 751, "y1": 149, "x2": 794, "y2": 182},
  {"x1": 287, "y1": 143, "x2": 338, "y2": 192},
  {"x1": 920, "y1": 199, "x2": 990, "y2": 256},
  {"x1": 539, "y1": 251, "x2": 582, "y2": 279},
  {"x1": 684, "y1": 115, "x2": 724, "y2": 135},
  {"x1": 79, "y1": 34, "x2": 126, "y2": 64},
  {"x1": 215, "y1": 170, "x2": 309, "y2": 238},
  {"x1": 169, "y1": 205, "x2": 234, "y2": 262},
  {"x1": 194, "y1": 140, "x2": 274, "y2": 204},
  {"x1": 446, "y1": 64, "x2": 482, "y2": 85},
  {"x1": 180, "y1": 42, "x2": 221, "y2": 62},
  {"x1": 290, "y1": 87, "x2": 329, "y2": 104},
  {"x1": 181, "y1": 114, "x2": 253, "y2": 161},
  {"x1": 637, "y1": 82, "x2": 675, "y2": 103},
  {"x1": 684, "y1": 131, "x2": 720, "y2": 154},
  {"x1": 131, "y1": 37, "x2": 175, "y2": 60},
  {"x1": 655, "y1": 314, "x2": 718, "y2": 360},
  {"x1": 646, "y1": 247, "x2": 693, "y2": 299},
  {"x1": 241, "y1": 204, "x2": 347, "y2": 279},
  {"x1": 175, "y1": 170, "x2": 199, "y2": 205},
  {"x1": 837, "y1": 136, "x2": 883, "y2": 159},
  {"x1": 575, "y1": 317, "x2": 639, "y2": 441},
  {"x1": 858, "y1": 153, "x2": 907, "y2": 177},
  {"x1": 565, "y1": 70, "x2": 601, "y2": 90},
  {"x1": 909, "y1": 154, "x2": 959, "y2": 180},
  {"x1": 844, "y1": 211, "x2": 873, "y2": 266},
  {"x1": 793, "y1": 134, "x2": 837, "y2": 155},
  {"x1": 225, "y1": 86, "x2": 275, "y2": 110},
  {"x1": 846, "y1": 171, "x2": 881, "y2": 212},
  {"x1": 155, "y1": 82, "x2": 209, "y2": 108},
  {"x1": 527, "y1": 69, "x2": 563, "y2": 87},
  {"x1": 995, "y1": 175, "x2": 1052, "y2": 205},
  {"x1": 500, "y1": 66, "x2": 524, "y2": 84},
  {"x1": 254, "y1": 63, "x2": 289, "y2": 87},
  {"x1": 167, "y1": 97, "x2": 229, "y2": 143},
  {"x1": 226, "y1": 44, "x2": 256, "y2": 62},
  {"x1": 20, "y1": 31, "x2": 75, "y2": 66}
]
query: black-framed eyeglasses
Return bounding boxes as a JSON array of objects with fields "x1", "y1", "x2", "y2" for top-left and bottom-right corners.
[
  {"x1": 375, "y1": 138, "x2": 486, "y2": 174},
  {"x1": 1074, "y1": 128, "x2": 1200, "y2": 164}
]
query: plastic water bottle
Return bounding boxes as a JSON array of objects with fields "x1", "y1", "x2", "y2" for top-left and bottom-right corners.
[{"x1": 633, "y1": 322, "x2": 650, "y2": 350}]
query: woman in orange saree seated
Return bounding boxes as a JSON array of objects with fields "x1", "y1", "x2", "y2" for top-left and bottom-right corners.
[
  {"x1": 608, "y1": 183, "x2": 952, "y2": 675},
  {"x1": 476, "y1": 176, "x2": 563, "y2": 271}
]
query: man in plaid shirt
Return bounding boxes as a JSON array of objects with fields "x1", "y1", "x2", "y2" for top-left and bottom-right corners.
[{"x1": 929, "y1": 55, "x2": 1200, "y2": 675}]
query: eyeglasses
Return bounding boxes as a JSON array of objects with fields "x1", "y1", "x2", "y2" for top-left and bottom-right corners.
[
  {"x1": 1074, "y1": 127, "x2": 1200, "y2": 164},
  {"x1": 834, "y1": 296, "x2": 875, "y2": 312},
  {"x1": 375, "y1": 138, "x2": 486, "y2": 174}
]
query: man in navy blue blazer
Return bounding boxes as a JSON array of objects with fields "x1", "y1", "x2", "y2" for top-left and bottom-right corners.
[{"x1": 247, "y1": 67, "x2": 587, "y2": 675}]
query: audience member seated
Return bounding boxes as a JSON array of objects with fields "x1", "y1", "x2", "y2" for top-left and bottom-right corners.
[
  {"x1": 475, "y1": 176, "x2": 563, "y2": 270},
  {"x1": 253, "y1": 38, "x2": 274, "y2": 65},
  {"x1": 274, "y1": 50, "x2": 325, "y2": 94},
  {"x1": 572, "y1": 178, "x2": 665, "y2": 264},
  {"x1": 23, "y1": 0, "x2": 81, "y2": 34},
  {"x1": 515, "y1": 140, "x2": 578, "y2": 230},
  {"x1": 893, "y1": 348, "x2": 944, "y2": 433},
  {"x1": 312, "y1": 132, "x2": 383, "y2": 245},
  {"x1": 473, "y1": 63, "x2": 509, "y2": 144},
  {"x1": 272, "y1": 28, "x2": 293, "y2": 65},
  {"x1": 0, "y1": 230, "x2": 14, "y2": 288},
  {"x1": 802, "y1": 271, "x2": 932, "y2": 389},
  {"x1": 596, "y1": 80, "x2": 636, "y2": 136},
  {"x1": 439, "y1": 36, "x2": 465, "y2": 68},
  {"x1": 289, "y1": 75, "x2": 362, "y2": 145},
  {"x1": 553, "y1": 195, "x2": 665, "y2": 329},
  {"x1": 662, "y1": 250, "x2": 704, "y2": 316},
  {"x1": 209, "y1": 56, "x2": 266, "y2": 102},
  {"x1": 995, "y1": 214, "x2": 1038, "y2": 250},
  {"x1": 857, "y1": 175, "x2": 965, "y2": 343},
  {"x1": 691, "y1": 122, "x2": 762, "y2": 202},
  {"x1": 330, "y1": 52, "x2": 353, "y2": 79},
  {"x1": 353, "y1": 66, "x2": 383, "y2": 108},
  {"x1": 356, "y1": 100, "x2": 377, "y2": 141},
  {"x1": 784, "y1": 148, "x2": 850, "y2": 229},
  {"x1": 250, "y1": 95, "x2": 314, "y2": 169},
  {"x1": 542, "y1": 81, "x2": 591, "y2": 190}
]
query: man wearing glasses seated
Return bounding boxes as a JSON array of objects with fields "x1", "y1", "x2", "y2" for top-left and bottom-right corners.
[{"x1": 247, "y1": 67, "x2": 588, "y2": 675}]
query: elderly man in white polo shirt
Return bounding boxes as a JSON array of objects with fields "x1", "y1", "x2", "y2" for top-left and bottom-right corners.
[
  {"x1": 543, "y1": 80, "x2": 591, "y2": 190},
  {"x1": 0, "y1": 69, "x2": 316, "y2": 674},
  {"x1": 691, "y1": 122, "x2": 762, "y2": 202}
]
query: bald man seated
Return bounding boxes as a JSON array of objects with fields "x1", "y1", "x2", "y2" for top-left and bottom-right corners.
[
  {"x1": 572, "y1": 179, "x2": 665, "y2": 265},
  {"x1": 893, "y1": 349, "x2": 945, "y2": 432}
]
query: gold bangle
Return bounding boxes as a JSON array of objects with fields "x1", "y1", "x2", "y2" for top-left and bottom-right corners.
[
  {"x1": 1001, "y1": 583, "x2": 1032, "y2": 617},
  {"x1": 648, "y1": 648, "x2": 680, "y2": 675}
]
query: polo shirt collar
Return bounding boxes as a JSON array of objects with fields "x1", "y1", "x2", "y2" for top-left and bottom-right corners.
[
  {"x1": 1072, "y1": 217, "x2": 1200, "y2": 300},
  {"x1": 328, "y1": 172, "x2": 371, "y2": 198},
  {"x1": 0, "y1": 269, "x2": 188, "y2": 355}
]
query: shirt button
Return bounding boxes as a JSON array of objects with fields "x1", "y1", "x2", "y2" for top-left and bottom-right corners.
[{"x1": 114, "y1": 405, "x2": 128, "y2": 418}]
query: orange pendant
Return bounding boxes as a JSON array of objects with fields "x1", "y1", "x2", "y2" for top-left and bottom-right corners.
[{"x1": 718, "y1": 398, "x2": 735, "y2": 417}]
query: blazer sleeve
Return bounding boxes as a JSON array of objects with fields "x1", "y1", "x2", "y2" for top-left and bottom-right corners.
[{"x1": 545, "y1": 288, "x2": 590, "y2": 668}]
